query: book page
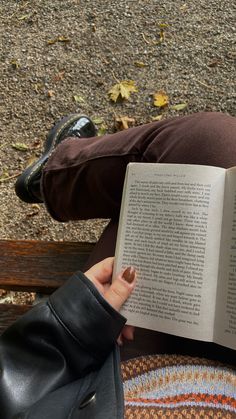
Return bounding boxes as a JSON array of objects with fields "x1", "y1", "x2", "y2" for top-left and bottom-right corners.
[
  {"x1": 214, "y1": 168, "x2": 236, "y2": 350},
  {"x1": 114, "y1": 163, "x2": 226, "y2": 341}
]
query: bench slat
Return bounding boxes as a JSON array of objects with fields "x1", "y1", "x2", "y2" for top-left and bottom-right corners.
[{"x1": 0, "y1": 240, "x2": 95, "y2": 293}]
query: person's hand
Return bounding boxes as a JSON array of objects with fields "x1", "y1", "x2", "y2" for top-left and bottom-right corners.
[{"x1": 85, "y1": 257, "x2": 136, "y2": 344}]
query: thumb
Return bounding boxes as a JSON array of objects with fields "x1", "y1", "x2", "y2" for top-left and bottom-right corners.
[{"x1": 104, "y1": 266, "x2": 136, "y2": 312}]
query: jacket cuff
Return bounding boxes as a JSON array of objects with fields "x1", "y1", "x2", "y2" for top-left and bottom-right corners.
[{"x1": 48, "y1": 272, "x2": 126, "y2": 361}]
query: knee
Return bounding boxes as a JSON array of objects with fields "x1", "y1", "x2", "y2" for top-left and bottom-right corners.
[
  {"x1": 187, "y1": 112, "x2": 236, "y2": 167},
  {"x1": 160, "y1": 112, "x2": 236, "y2": 168},
  {"x1": 191, "y1": 112, "x2": 235, "y2": 141}
]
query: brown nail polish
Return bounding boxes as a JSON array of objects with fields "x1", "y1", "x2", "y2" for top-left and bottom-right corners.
[{"x1": 122, "y1": 266, "x2": 136, "y2": 283}]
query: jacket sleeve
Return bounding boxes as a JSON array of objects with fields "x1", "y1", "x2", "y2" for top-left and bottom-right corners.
[{"x1": 0, "y1": 272, "x2": 126, "y2": 419}]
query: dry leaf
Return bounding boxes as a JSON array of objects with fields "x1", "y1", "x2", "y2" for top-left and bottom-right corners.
[
  {"x1": 180, "y1": 3, "x2": 188, "y2": 11},
  {"x1": 47, "y1": 36, "x2": 70, "y2": 45},
  {"x1": 159, "y1": 23, "x2": 168, "y2": 28},
  {"x1": 93, "y1": 117, "x2": 104, "y2": 125},
  {"x1": 152, "y1": 115, "x2": 163, "y2": 121},
  {"x1": 159, "y1": 28, "x2": 165, "y2": 43},
  {"x1": 27, "y1": 204, "x2": 40, "y2": 217},
  {"x1": 0, "y1": 170, "x2": 9, "y2": 182},
  {"x1": 33, "y1": 83, "x2": 43, "y2": 93},
  {"x1": 18, "y1": 14, "x2": 32, "y2": 20},
  {"x1": 108, "y1": 80, "x2": 138, "y2": 102},
  {"x1": 153, "y1": 90, "x2": 169, "y2": 108},
  {"x1": 47, "y1": 90, "x2": 55, "y2": 98},
  {"x1": 97, "y1": 124, "x2": 107, "y2": 136},
  {"x1": 207, "y1": 59, "x2": 222, "y2": 68},
  {"x1": 171, "y1": 103, "x2": 188, "y2": 111},
  {"x1": 12, "y1": 142, "x2": 29, "y2": 151},
  {"x1": 10, "y1": 59, "x2": 20, "y2": 69},
  {"x1": 134, "y1": 61, "x2": 147, "y2": 68},
  {"x1": 54, "y1": 70, "x2": 65, "y2": 81},
  {"x1": 26, "y1": 155, "x2": 37, "y2": 167},
  {"x1": 73, "y1": 95, "x2": 85, "y2": 103},
  {"x1": 115, "y1": 116, "x2": 135, "y2": 130}
]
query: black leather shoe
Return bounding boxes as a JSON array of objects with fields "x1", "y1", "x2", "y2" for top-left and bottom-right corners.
[{"x1": 15, "y1": 114, "x2": 97, "y2": 203}]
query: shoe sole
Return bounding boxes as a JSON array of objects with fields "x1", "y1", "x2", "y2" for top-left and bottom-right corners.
[{"x1": 15, "y1": 114, "x2": 96, "y2": 203}]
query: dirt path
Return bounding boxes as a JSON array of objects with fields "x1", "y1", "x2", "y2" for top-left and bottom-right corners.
[{"x1": 0, "y1": 0, "x2": 235, "y2": 242}]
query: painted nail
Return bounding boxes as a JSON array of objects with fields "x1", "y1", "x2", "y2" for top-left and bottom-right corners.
[{"x1": 122, "y1": 266, "x2": 136, "y2": 283}]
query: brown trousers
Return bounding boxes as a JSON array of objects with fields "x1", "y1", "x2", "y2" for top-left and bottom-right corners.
[{"x1": 42, "y1": 112, "x2": 236, "y2": 362}]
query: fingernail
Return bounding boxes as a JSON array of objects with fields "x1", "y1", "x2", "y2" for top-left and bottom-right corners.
[{"x1": 122, "y1": 266, "x2": 136, "y2": 283}]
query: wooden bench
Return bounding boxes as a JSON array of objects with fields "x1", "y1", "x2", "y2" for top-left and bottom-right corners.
[
  {"x1": 0, "y1": 239, "x2": 95, "y2": 334},
  {"x1": 1, "y1": 239, "x2": 234, "y2": 363}
]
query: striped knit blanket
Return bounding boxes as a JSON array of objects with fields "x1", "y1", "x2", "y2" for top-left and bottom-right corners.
[{"x1": 121, "y1": 354, "x2": 236, "y2": 418}]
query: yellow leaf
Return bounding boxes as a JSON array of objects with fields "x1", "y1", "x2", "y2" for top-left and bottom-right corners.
[
  {"x1": 73, "y1": 95, "x2": 85, "y2": 103},
  {"x1": 10, "y1": 59, "x2": 20, "y2": 69},
  {"x1": 159, "y1": 28, "x2": 165, "y2": 43},
  {"x1": 171, "y1": 103, "x2": 188, "y2": 111},
  {"x1": 58, "y1": 36, "x2": 70, "y2": 43},
  {"x1": 159, "y1": 23, "x2": 168, "y2": 28},
  {"x1": 26, "y1": 155, "x2": 37, "y2": 167},
  {"x1": 12, "y1": 142, "x2": 29, "y2": 152},
  {"x1": 47, "y1": 36, "x2": 70, "y2": 45},
  {"x1": 115, "y1": 116, "x2": 135, "y2": 130},
  {"x1": 93, "y1": 117, "x2": 104, "y2": 124},
  {"x1": 134, "y1": 61, "x2": 147, "y2": 68},
  {"x1": 153, "y1": 90, "x2": 169, "y2": 108},
  {"x1": 98, "y1": 124, "x2": 107, "y2": 136},
  {"x1": 108, "y1": 80, "x2": 137, "y2": 102},
  {"x1": 18, "y1": 14, "x2": 32, "y2": 20},
  {"x1": 152, "y1": 115, "x2": 163, "y2": 121},
  {"x1": 33, "y1": 83, "x2": 43, "y2": 93}
]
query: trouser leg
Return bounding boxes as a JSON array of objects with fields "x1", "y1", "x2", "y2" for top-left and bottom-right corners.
[
  {"x1": 42, "y1": 111, "x2": 236, "y2": 268},
  {"x1": 42, "y1": 112, "x2": 236, "y2": 222}
]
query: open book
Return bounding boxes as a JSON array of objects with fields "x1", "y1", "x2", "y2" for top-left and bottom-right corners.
[{"x1": 113, "y1": 163, "x2": 236, "y2": 350}]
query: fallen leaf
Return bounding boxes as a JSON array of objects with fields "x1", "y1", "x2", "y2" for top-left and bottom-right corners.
[
  {"x1": 115, "y1": 116, "x2": 136, "y2": 130},
  {"x1": 152, "y1": 115, "x2": 163, "y2": 121},
  {"x1": 47, "y1": 90, "x2": 55, "y2": 98},
  {"x1": 153, "y1": 90, "x2": 169, "y2": 108},
  {"x1": 18, "y1": 14, "x2": 32, "y2": 20},
  {"x1": 0, "y1": 170, "x2": 9, "y2": 182},
  {"x1": 10, "y1": 59, "x2": 20, "y2": 69},
  {"x1": 27, "y1": 204, "x2": 40, "y2": 217},
  {"x1": 54, "y1": 70, "x2": 65, "y2": 81},
  {"x1": 73, "y1": 95, "x2": 85, "y2": 103},
  {"x1": 26, "y1": 155, "x2": 37, "y2": 167},
  {"x1": 93, "y1": 117, "x2": 104, "y2": 125},
  {"x1": 207, "y1": 59, "x2": 222, "y2": 68},
  {"x1": 47, "y1": 36, "x2": 70, "y2": 45},
  {"x1": 33, "y1": 83, "x2": 43, "y2": 93},
  {"x1": 97, "y1": 124, "x2": 107, "y2": 136},
  {"x1": 108, "y1": 80, "x2": 138, "y2": 102},
  {"x1": 134, "y1": 61, "x2": 147, "y2": 68},
  {"x1": 12, "y1": 142, "x2": 29, "y2": 151},
  {"x1": 180, "y1": 3, "x2": 188, "y2": 11},
  {"x1": 171, "y1": 103, "x2": 188, "y2": 111},
  {"x1": 158, "y1": 28, "x2": 165, "y2": 43},
  {"x1": 0, "y1": 142, "x2": 7, "y2": 150},
  {"x1": 159, "y1": 23, "x2": 168, "y2": 28}
]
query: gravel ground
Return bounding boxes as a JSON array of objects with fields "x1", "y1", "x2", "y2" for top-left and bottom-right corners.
[{"x1": 0, "y1": 0, "x2": 235, "y2": 244}]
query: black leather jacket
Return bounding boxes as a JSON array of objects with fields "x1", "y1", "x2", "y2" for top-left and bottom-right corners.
[{"x1": 0, "y1": 272, "x2": 126, "y2": 418}]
